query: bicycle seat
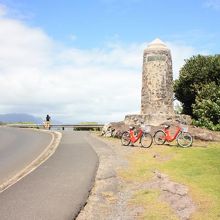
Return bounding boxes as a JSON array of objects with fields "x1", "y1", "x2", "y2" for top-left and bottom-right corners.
[
  {"x1": 129, "y1": 126, "x2": 135, "y2": 130},
  {"x1": 163, "y1": 124, "x2": 170, "y2": 129}
]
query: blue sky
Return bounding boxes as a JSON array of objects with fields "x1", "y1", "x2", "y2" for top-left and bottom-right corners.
[
  {"x1": 2, "y1": 0, "x2": 220, "y2": 50},
  {"x1": 0, "y1": 0, "x2": 219, "y2": 123}
]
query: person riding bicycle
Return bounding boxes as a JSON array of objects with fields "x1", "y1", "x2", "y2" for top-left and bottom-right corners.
[{"x1": 45, "y1": 114, "x2": 51, "y2": 129}]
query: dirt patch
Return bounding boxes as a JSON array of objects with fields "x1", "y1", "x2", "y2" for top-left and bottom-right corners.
[{"x1": 76, "y1": 133, "x2": 196, "y2": 220}]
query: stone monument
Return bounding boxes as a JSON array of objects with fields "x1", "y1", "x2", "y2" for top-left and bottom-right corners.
[{"x1": 124, "y1": 38, "x2": 175, "y2": 126}]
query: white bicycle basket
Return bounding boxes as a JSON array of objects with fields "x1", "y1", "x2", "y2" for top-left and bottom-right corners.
[
  {"x1": 141, "y1": 125, "x2": 151, "y2": 132},
  {"x1": 181, "y1": 124, "x2": 188, "y2": 132}
]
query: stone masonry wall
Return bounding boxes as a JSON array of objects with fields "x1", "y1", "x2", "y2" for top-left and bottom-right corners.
[{"x1": 141, "y1": 48, "x2": 174, "y2": 116}]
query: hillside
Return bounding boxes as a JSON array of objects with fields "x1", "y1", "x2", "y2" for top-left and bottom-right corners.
[{"x1": 0, "y1": 113, "x2": 43, "y2": 124}]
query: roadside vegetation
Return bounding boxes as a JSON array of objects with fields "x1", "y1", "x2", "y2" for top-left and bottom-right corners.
[
  {"x1": 74, "y1": 122, "x2": 100, "y2": 131},
  {"x1": 79, "y1": 122, "x2": 98, "y2": 125},
  {"x1": 119, "y1": 141, "x2": 220, "y2": 219},
  {"x1": 11, "y1": 121, "x2": 36, "y2": 124},
  {"x1": 174, "y1": 54, "x2": 220, "y2": 131}
]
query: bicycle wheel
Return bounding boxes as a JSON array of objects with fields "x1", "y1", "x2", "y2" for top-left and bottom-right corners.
[
  {"x1": 121, "y1": 131, "x2": 130, "y2": 146},
  {"x1": 154, "y1": 130, "x2": 166, "y2": 145},
  {"x1": 140, "y1": 132, "x2": 153, "y2": 148},
  {"x1": 177, "y1": 132, "x2": 193, "y2": 147}
]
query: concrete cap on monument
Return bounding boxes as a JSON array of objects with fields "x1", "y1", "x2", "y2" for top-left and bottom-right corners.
[{"x1": 146, "y1": 38, "x2": 169, "y2": 51}]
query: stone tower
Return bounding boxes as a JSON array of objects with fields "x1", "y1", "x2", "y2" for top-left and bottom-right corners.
[
  {"x1": 124, "y1": 38, "x2": 175, "y2": 126},
  {"x1": 141, "y1": 38, "x2": 174, "y2": 116}
]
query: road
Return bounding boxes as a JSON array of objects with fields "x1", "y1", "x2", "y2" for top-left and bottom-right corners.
[
  {"x1": 0, "y1": 131, "x2": 99, "y2": 220},
  {"x1": 0, "y1": 127, "x2": 52, "y2": 186}
]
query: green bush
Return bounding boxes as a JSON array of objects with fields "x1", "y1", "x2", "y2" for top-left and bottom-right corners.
[
  {"x1": 174, "y1": 55, "x2": 220, "y2": 130},
  {"x1": 192, "y1": 83, "x2": 220, "y2": 131},
  {"x1": 174, "y1": 55, "x2": 220, "y2": 116}
]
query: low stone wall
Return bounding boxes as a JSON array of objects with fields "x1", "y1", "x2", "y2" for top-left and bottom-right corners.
[
  {"x1": 124, "y1": 114, "x2": 192, "y2": 126},
  {"x1": 104, "y1": 119, "x2": 220, "y2": 142}
]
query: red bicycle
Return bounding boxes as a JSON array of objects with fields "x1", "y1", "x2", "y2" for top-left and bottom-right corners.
[
  {"x1": 154, "y1": 120, "x2": 193, "y2": 147},
  {"x1": 121, "y1": 124, "x2": 153, "y2": 148}
]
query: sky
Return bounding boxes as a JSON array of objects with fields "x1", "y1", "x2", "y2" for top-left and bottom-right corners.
[{"x1": 0, "y1": 0, "x2": 219, "y2": 123}]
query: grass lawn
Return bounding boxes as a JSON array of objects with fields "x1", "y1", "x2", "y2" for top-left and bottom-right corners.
[{"x1": 120, "y1": 141, "x2": 220, "y2": 219}]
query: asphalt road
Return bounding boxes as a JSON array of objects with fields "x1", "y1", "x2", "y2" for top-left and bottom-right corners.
[
  {"x1": 0, "y1": 131, "x2": 99, "y2": 220},
  {"x1": 0, "y1": 127, "x2": 52, "y2": 186}
]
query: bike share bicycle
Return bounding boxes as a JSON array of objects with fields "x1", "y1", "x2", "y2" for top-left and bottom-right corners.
[
  {"x1": 121, "y1": 122, "x2": 153, "y2": 148},
  {"x1": 154, "y1": 120, "x2": 193, "y2": 147}
]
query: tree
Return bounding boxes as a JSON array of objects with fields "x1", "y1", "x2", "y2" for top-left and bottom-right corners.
[
  {"x1": 174, "y1": 55, "x2": 220, "y2": 116},
  {"x1": 174, "y1": 54, "x2": 220, "y2": 130},
  {"x1": 192, "y1": 83, "x2": 220, "y2": 130}
]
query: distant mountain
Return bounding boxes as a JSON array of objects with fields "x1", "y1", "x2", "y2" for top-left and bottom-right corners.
[{"x1": 0, "y1": 113, "x2": 43, "y2": 124}]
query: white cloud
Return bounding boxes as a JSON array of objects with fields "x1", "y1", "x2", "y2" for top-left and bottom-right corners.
[{"x1": 0, "y1": 8, "x2": 203, "y2": 123}]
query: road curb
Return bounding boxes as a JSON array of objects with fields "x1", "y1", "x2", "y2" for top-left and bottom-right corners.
[
  {"x1": 77, "y1": 133, "x2": 120, "y2": 219},
  {"x1": 0, "y1": 129, "x2": 62, "y2": 193}
]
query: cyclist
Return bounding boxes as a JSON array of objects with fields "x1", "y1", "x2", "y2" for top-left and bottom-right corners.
[{"x1": 45, "y1": 114, "x2": 51, "y2": 130}]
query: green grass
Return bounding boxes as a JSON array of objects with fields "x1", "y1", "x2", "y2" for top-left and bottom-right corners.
[
  {"x1": 120, "y1": 142, "x2": 220, "y2": 219},
  {"x1": 130, "y1": 189, "x2": 178, "y2": 220}
]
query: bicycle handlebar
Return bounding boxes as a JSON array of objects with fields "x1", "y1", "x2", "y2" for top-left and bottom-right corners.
[{"x1": 175, "y1": 120, "x2": 187, "y2": 126}]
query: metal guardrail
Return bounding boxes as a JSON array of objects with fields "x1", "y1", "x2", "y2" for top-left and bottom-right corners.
[{"x1": 6, "y1": 124, "x2": 104, "y2": 131}]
